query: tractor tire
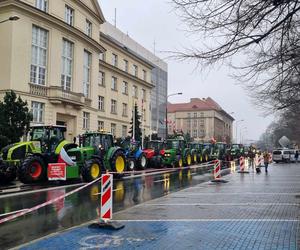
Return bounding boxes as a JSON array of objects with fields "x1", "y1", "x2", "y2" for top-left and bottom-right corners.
[
  {"x1": 18, "y1": 155, "x2": 47, "y2": 184},
  {"x1": 192, "y1": 153, "x2": 197, "y2": 164},
  {"x1": 137, "y1": 153, "x2": 148, "y2": 170},
  {"x1": 127, "y1": 158, "x2": 135, "y2": 171},
  {"x1": 175, "y1": 156, "x2": 183, "y2": 168},
  {"x1": 185, "y1": 153, "x2": 192, "y2": 166},
  {"x1": 111, "y1": 150, "x2": 126, "y2": 174},
  {"x1": 204, "y1": 154, "x2": 209, "y2": 162},
  {"x1": 0, "y1": 163, "x2": 17, "y2": 185},
  {"x1": 154, "y1": 156, "x2": 163, "y2": 168},
  {"x1": 81, "y1": 158, "x2": 103, "y2": 182}
]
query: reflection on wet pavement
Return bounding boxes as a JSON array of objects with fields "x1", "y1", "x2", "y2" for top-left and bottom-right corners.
[{"x1": 0, "y1": 164, "x2": 216, "y2": 249}]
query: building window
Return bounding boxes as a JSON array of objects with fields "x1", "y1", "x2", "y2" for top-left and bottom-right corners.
[
  {"x1": 122, "y1": 81, "x2": 128, "y2": 95},
  {"x1": 36, "y1": 0, "x2": 47, "y2": 12},
  {"x1": 111, "y1": 99, "x2": 117, "y2": 114},
  {"x1": 143, "y1": 70, "x2": 147, "y2": 81},
  {"x1": 83, "y1": 112, "x2": 90, "y2": 129},
  {"x1": 111, "y1": 123, "x2": 116, "y2": 137},
  {"x1": 30, "y1": 25, "x2": 48, "y2": 85},
  {"x1": 98, "y1": 120, "x2": 104, "y2": 131},
  {"x1": 194, "y1": 112, "x2": 197, "y2": 118},
  {"x1": 122, "y1": 125, "x2": 127, "y2": 137},
  {"x1": 86, "y1": 19, "x2": 92, "y2": 37},
  {"x1": 132, "y1": 85, "x2": 138, "y2": 98},
  {"x1": 83, "y1": 50, "x2": 91, "y2": 97},
  {"x1": 124, "y1": 59, "x2": 128, "y2": 72},
  {"x1": 122, "y1": 103, "x2": 128, "y2": 117},
  {"x1": 111, "y1": 76, "x2": 117, "y2": 91},
  {"x1": 99, "y1": 52, "x2": 105, "y2": 61},
  {"x1": 98, "y1": 96, "x2": 104, "y2": 111},
  {"x1": 193, "y1": 129, "x2": 198, "y2": 138},
  {"x1": 99, "y1": 71, "x2": 105, "y2": 86},
  {"x1": 61, "y1": 39, "x2": 73, "y2": 91},
  {"x1": 200, "y1": 112, "x2": 204, "y2": 117},
  {"x1": 193, "y1": 120, "x2": 197, "y2": 127},
  {"x1": 65, "y1": 5, "x2": 74, "y2": 26},
  {"x1": 112, "y1": 53, "x2": 118, "y2": 67},
  {"x1": 187, "y1": 113, "x2": 191, "y2": 118},
  {"x1": 142, "y1": 89, "x2": 146, "y2": 101},
  {"x1": 133, "y1": 65, "x2": 138, "y2": 77},
  {"x1": 31, "y1": 101, "x2": 44, "y2": 123}
]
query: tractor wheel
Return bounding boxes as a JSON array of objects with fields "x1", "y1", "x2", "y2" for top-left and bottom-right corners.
[
  {"x1": 0, "y1": 163, "x2": 17, "y2": 185},
  {"x1": 176, "y1": 156, "x2": 183, "y2": 168},
  {"x1": 111, "y1": 151, "x2": 126, "y2": 174},
  {"x1": 127, "y1": 159, "x2": 135, "y2": 171},
  {"x1": 199, "y1": 155, "x2": 203, "y2": 163},
  {"x1": 154, "y1": 156, "x2": 163, "y2": 168},
  {"x1": 185, "y1": 153, "x2": 192, "y2": 166},
  {"x1": 18, "y1": 155, "x2": 47, "y2": 184},
  {"x1": 192, "y1": 153, "x2": 197, "y2": 164},
  {"x1": 205, "y1": 154, "x2": 209, "y2": 162},
  {"x1": 81, "y1": 158, "x2": 103, "y2": 182},
  {"x1": 137, "y1": 153, "x2": 148, "y2": 170}
]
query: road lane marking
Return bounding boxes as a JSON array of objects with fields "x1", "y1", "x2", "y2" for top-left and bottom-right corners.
[
  {"x1": 113, "y1": 219, "x2": 299, "y2": 222},
  {"x1": 175, "y1": 192, "x2": 300, "y2": 196},
  {"x1": 143, "y1": 203, "x2": 300, "y2": 206}
]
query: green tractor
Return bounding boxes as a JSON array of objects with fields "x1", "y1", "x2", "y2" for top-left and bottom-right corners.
[
  {"x1": 188, "y1": 142, "x2": 211, "y2": 163},
  {"x1": 211, "y1": 142, "x2": 229, "y2": 160},
  {"x1": 229, "y1": 144, "x2": 245, "y2": 160},
  {"x1": 0, "y1": 125, "x2": 76, "y2": 184},
  {"x1": 67, "y1": 131, "x2": 126, "y2": 181},
  {"x1": 162, "y1": 137, "x2": 192, "y2": 168}
]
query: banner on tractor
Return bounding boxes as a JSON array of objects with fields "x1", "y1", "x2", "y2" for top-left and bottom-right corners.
[{"x1": 48, "y1": 163, "x2": 66, "y2": 180}]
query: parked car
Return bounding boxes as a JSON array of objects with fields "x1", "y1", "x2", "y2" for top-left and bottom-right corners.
[
  {"x1": 272, "y1": 149, "x2": 283, "y2": 163},
  {"x1": 273, "y1": 148, "x2": 295, "y2": 163}
]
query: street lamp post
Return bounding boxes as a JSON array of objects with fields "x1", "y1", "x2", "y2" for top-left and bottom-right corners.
[
  {"x1": 235, "y1": 119, "x2": 244, "y2": 143},
  {"x1": 0, "y1": 15, "x2": 20, "y2": 24},
  {"x1": 166, "y1": 92, "x2": 182, "y2": 139}
]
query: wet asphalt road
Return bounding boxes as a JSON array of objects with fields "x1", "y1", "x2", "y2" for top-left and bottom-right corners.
[{"x1": 0, "y1": 162, "x2": 221, "y2": 249}]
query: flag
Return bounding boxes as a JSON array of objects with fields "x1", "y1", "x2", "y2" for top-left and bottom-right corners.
[{"x1": 58, "y1": 147, "x2": 75, "y2": 166}]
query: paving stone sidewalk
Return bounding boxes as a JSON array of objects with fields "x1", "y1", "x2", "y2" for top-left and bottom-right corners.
[{"x1": 21, "y1": 163, "x2": 300, "y2": 250}]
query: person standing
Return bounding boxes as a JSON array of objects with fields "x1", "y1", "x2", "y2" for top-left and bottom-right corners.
[
  {"x1": 295, "y1": 150, "x2": 299, "y2": 163},
  {"x1": 263, "y1": 152, "x2": 269, "y2": 173}
]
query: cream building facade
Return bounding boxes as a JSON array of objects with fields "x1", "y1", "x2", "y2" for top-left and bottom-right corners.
[
  {"x1": 0, "y1": 0, "x2": 153, "y2": 141},
  {"x1": 167, "y1": 98, "x2": 234, "y2": 143}
]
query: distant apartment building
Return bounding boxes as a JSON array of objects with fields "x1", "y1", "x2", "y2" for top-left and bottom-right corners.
[
  {"x1": 101, "y1": 22, "x2": 168, "y2": 139},
  {"x1": 167, "y1": 98, "x2": 234, "y2": 142},
  {"x1": 0, "y1": 0, "x2": 154, "y2": 140}
]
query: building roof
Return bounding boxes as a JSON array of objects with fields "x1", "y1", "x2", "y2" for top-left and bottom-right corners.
[{"x1": 168, "y1": 97, "x2": 234, "y2": 120}]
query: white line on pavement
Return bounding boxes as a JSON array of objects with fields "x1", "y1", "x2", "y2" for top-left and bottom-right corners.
[
  {"x1": 113, "y1": 219, "x2": 299, "y2": 222},
  {"x1": 0, "y1": 183, "x2": 85, "y2": 199},
  {"x1": 143, "y1": 203, "x2": 300, "y2": 206},
  {"x1": 0, "y1": 209, "x2": 30, "y2": 217},
  {"x1": 175, "y1": 192, "x2": 300, "y2": 196}
]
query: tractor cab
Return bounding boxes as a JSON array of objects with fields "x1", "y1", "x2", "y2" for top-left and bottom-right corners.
[
  {"x1": 79, "y1": 132, "x2": 114, "y2": 156},
  {"x1": 145, "y1": 140, "x2": 165, "y2": 155},
  {"x1": 30, "y1": 125, "x2": 66, "y2": 153}
]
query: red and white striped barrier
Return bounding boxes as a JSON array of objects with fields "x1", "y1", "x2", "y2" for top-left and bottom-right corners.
[
  {"x1": 100, "y1": 174, "x2": 113, "y2": 221},
  {"x1": 238, "y1": 157, "x2": 249, "y2": 173},
  {"x1": 213, "y1": 160, "x2": 221, "y2": 180},
  {"x1": 230, "y1": 161, "x2": 236, "y2": 173},
  {"x1": 211, "y1": 160, "x2": 228, "y2": 183},
  {"x1": 239, "y1": 157, "x2": 245, "y2": 171}
]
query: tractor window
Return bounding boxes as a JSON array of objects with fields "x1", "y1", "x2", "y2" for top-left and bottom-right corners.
[
  {"x1": 167, "y1": 140, "x2": 179, "y2": 149},
  {"x1": 31, "y1": 128, "x2": 46, "y2": 141},
  {"x1": 49, "y1": 128, "x2": 64, "y2": 141},
  {"x1": 82, "y1": 135, "x2": 94, "y2": 147}
]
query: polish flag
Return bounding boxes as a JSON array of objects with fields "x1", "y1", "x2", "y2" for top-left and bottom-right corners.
[{"x1": 58, "y1": 147, "x2": 75, "y2": 166}]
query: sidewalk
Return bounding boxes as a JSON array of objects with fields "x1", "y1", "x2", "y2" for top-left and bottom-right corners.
[{"x1": 20, "y1": 163, "x2": 300, "y2": 249}]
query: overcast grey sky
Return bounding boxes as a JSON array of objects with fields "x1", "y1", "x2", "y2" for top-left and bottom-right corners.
[{"x1": 99, "y1": 0, "x2": 274, "y2": 141}]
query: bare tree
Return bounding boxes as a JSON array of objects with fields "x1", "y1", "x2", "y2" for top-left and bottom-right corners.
[{"x1": 172, "y1": 0, "x2": 300, "y2": 110}]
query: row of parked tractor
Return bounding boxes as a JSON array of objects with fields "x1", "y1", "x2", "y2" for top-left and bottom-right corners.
[{"x1": 0, "y1": 125, "x2": 253, "y2": 185}]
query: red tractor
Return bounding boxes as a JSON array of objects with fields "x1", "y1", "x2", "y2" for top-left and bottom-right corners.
[{"x1": 143, "y1": 140, "x2": 165, "y2": 168}]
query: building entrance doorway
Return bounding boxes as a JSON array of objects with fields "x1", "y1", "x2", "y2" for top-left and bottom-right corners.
[{"x1": 56, "y1": 113, "x2": 77, "y2": 141}]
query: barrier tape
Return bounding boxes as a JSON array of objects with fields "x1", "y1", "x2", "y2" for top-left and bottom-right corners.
[
  {"x1": 0, "y1": 160, "x2": 217, "y2": 225},
  {"x1": 0, "y1": 176, "x2": 102, "y2": 225}
]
